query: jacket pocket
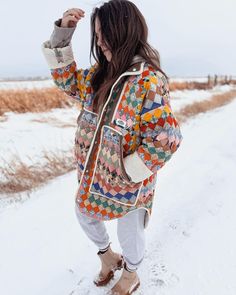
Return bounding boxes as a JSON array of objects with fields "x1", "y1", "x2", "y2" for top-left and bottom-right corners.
[
  {"x1": 74, "y1": 108, "x2": 98, "y2": 182},
  {"x1": 89, "y1": 125, "x2": 143, "y2": 206}
]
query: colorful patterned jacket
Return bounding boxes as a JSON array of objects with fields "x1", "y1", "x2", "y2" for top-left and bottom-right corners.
[{"x1": 42, "y1": 41, "x2": 183, "y2": 228}]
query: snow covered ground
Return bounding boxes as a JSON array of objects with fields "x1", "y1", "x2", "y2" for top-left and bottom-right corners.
[
  {"x1": 170, "y1": 84, "x2": 234, "y2": 111},
  {"x1": 0, "y1": 107, "x2": 78, "y2": 167},
  {"x1": 0, "y1": 97, "x2": 236, "y2": 295},
  {"x1": 0, "y1": 79, "x2": 53, "y2": 90},
  {"x1": 0, "y1": 87, "x2": 236, "y2": 294}
]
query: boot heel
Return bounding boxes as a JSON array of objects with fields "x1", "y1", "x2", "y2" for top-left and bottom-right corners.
[
  {"x1": 94, "y1": 270, "x2": 114, "y2": 287},
  {"x1": 94, "y1": 254, "x2": 124, "y2": 287}
]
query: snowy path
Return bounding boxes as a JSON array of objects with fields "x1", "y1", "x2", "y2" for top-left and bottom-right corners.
[{"x1": 0, "y1": 99, "x2": 236, "y2": 295}]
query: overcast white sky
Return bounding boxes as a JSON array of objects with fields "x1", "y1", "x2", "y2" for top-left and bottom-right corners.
[{"x1": 0, "y1": 0, "x2": 235, "y2": 78}]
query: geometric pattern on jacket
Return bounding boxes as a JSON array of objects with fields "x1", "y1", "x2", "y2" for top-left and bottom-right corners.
[{"x1": 49, "y1": 55, "x2": 183, "y2": 228}]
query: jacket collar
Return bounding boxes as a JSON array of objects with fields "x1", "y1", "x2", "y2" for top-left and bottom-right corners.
[{"x1": 123, "y1": 55, "x2": 146, "y2": 76}]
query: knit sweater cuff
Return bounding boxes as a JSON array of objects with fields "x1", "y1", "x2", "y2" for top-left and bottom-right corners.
[
  {"x1": 41, "y1": 41, "x2": 74, "y2": 69},
  {"x1": 123, "y1": 151, "x2": 153, "y2": 183}
]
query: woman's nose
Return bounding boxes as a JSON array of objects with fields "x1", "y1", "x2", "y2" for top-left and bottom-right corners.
[
  {"x1": 97, "y1": 36, "x2": 103, "y2": 47},
  {"x1": 97, "y1": 39, "x2": 102, "y2": 47}
]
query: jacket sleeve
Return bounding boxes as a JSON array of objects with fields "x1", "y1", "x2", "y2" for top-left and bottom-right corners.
[
  {"x1": 123, "y1": 70, "x2": 183, "y2": 183},
  {"x1": 50, "y1": 18, "x2": 76, "y2": 48},
  {"x1": 41, "y1": 41, "x2": 96, "y2": 107}
]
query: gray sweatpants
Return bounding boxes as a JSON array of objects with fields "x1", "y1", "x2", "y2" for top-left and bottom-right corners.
[{"x1": 75, "y1": 204, "x2": 146, "y2": 271}]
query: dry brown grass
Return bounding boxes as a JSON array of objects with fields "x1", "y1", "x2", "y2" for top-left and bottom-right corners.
[
  {"x1": 169, "y1": 80, "x2": 236, "y2": 91},
  {"x1": 0, "y1": 88, "x2": 77, "y2": 116},
  {"x1": 169, "y1": 81, "x2": 211, "y2": 91},
  {"x1": 0, "y1": 150, "x2": 75, "y2": 194},
  {"x1": 176, "y1": 89, "x2": 236, "y2": 123}
]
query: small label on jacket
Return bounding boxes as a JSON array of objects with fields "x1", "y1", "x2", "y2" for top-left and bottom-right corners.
[{"x1": 115, "y1": 118, "x2": 128, "y2": 129}]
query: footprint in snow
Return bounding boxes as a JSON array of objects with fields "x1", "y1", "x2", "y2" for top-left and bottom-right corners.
[{"x1": 208, "y1": 202, "x2": 223, "y2": 216}]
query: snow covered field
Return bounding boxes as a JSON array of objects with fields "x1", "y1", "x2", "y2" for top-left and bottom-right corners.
[
  {"x1": 0, "y1": 81, "x2": 236, "y2": 295},
  {"x1": 0, "y1": 108, "x2": 78, "y2": 167},
  {"x1": 0, "y1": 79, "x2": 54, "y2": 90}
]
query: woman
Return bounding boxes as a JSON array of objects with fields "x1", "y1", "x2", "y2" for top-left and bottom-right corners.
[{"x1": 42, "y1": 1, "x2": 183, "y2": 294}]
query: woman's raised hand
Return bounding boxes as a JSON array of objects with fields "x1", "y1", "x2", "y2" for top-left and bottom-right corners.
[{"x1": 61, "y1": 8, "x2": 85, "y2": 28}]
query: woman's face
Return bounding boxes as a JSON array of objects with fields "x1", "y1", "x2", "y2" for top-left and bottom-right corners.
[{"x1": 95, "y1": 17, "x2": 112, "y2": 62}]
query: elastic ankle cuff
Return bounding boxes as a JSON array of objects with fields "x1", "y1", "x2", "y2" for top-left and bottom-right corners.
[
  {"x1": 124, "y1": 262, "x2": 137, "y2": 273},
  {"x1": 98, "y1": 242, "x2": 111, "y2": 254}
]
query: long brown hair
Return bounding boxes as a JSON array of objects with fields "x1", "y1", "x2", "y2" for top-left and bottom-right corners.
[{"x1": 90, "y1": 0, "x2": 166, "y2": 112}]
